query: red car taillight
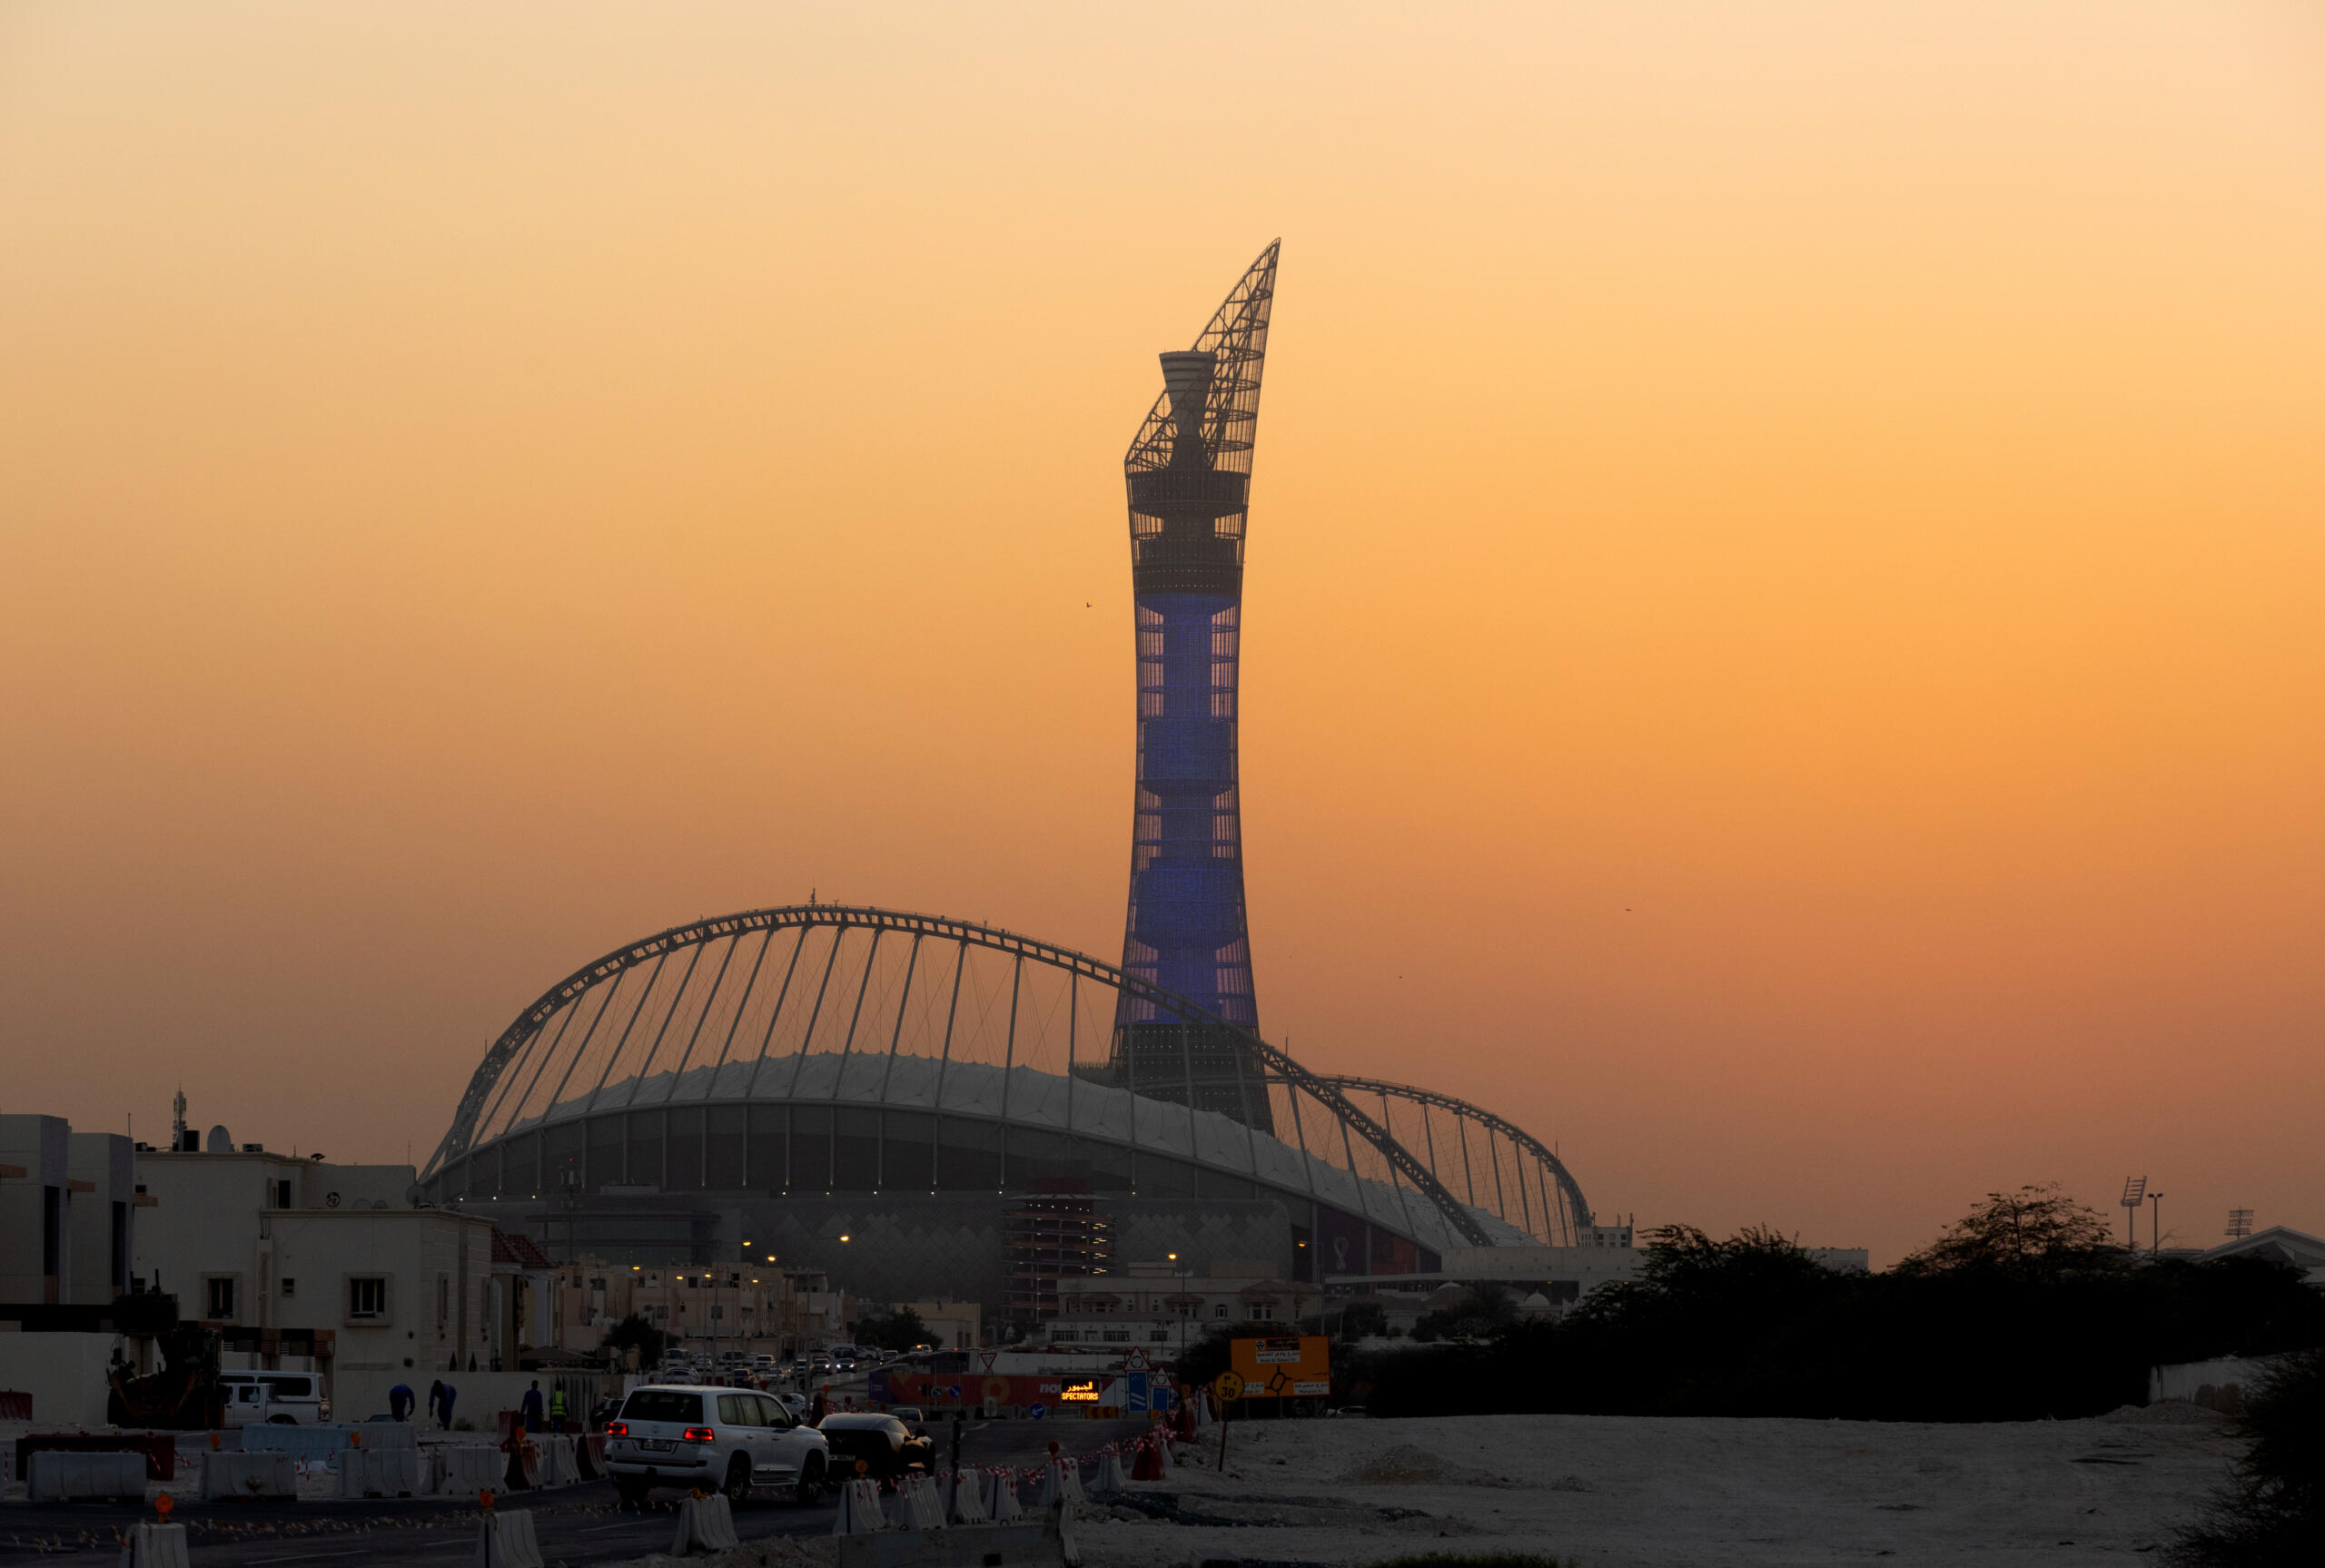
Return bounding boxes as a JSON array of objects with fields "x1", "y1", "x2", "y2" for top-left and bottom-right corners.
[
  {"x1": 681, "y1": 1426, "x2": 716, "y2": 1444},
  {"x1": 607, "y1": 1422, "x2": 628, "y2": 1438}
]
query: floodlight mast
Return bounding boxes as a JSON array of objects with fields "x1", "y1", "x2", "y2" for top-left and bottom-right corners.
[
  {"x1": 1111, "y1": 242, "x2": 1281, "y2": 1130},
  {"x1": 2120, "y1": 1176, "x2": 2147, "y2": 1251}
]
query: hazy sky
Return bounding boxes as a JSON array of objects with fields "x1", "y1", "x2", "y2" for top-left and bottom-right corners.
[{"x1": 5, "y1": 2, "x2": 2320, "y2": 1264}]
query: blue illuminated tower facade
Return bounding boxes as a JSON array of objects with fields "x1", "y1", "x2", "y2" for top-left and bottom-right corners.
[{"x1": 1111, "y1": 242, "x2": 1279, "y2": 1129}]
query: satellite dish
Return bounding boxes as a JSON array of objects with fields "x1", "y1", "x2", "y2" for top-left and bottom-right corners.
[{"x1": 204, "y1": 1125, "x2": 234, "y2": 1154}]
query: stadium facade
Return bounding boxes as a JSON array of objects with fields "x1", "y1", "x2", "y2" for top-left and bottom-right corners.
[{"x1": 419, "y1": 247, "x2": 1592, "y2": 1326}]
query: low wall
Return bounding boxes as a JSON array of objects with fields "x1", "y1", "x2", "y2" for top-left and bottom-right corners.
[
  {"x1": 0, "y1": 1332, "x2": 117, "y2": 1427},
  {"x1": 2150, "y1": 1356, "x2": 2284, "y2": 1414}
]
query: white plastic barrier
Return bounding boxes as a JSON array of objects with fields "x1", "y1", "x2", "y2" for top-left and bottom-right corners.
[
  {"x1": 671, "y1": 1493, "x2": 740, "y2": 1554},
  {"x1": 431, "y1": 1445, "x2": 507, "y2": 1495},
  {"x1": 338, "y1": 1446, "x2": 421, "y2": 1498},
  {"x1": 986, "y1": 1470, "x2": 1022, "y2": 1524},
  {"x1": 832, "y1": 1477, "x2": 888, "y2": 1534},
  {"x1": 882, "y1": 1474, "x2": 945, "y2": 1531},
  {"x1": 28, "y1": 1451, "x2": 146, "y2": 1502},
  {"x1": 1092, "y1": 1449, "x2": 1129, "y2": 1494},
  {"x1": 948, "y1": 1470, "x2": 989, "y2": 1524},
  {"x1": 1033, "y1": 1458, "x2": 1085, "y2": 1510},
  {"x1": 201, "y1": 1451, "x2": 298, "y2": 1499},
  {"x1": 473, "y1": 1510, "x2": 543, "y2": 1568},
  {"x1": 116, "y1": 1523, "x2": 191, "y2": 1568},
  {"x1": 534, "y1": 1435, "x2": 579, "y2": 1488}
]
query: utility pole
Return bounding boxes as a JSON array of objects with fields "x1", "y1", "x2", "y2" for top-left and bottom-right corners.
[{"x1": 2148, "y1": 1191, "x2": 2166, "y2": 1256}]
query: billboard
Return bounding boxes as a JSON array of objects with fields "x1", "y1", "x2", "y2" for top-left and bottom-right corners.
[{"x1": 1227, "y1": 1336, "x2": 1331, "y2": 1398}]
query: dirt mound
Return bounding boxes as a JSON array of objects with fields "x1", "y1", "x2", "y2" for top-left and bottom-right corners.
[
  {"x1": 1341, "y1": 1444, "x2": 1516, "y2": 1487},
  {"x1": 2099, "y1": 1401, "x2": 2230, "y2": 1427}
]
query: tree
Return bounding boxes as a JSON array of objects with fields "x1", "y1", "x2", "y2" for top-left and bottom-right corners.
[
  {"x1": 1412, "y1": 1286, "x2": 1519, "y2": 1343},
  {"x1": 2174, "y1": 1350, "x2": 2325, "y2": 1565},
  {"x1": 1895, "y1": 1185, "x2": 2121, "y2": 1281},
  {"x1": 856, "y1": 1306, "x2": 928, "y2": 1352},
  {"x1": 600, "y1": 1312, "x2": 665, "y2": 1368}
]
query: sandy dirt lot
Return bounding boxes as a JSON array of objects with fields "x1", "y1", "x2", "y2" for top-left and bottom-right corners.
[{"x1": 1062, "y1": 1405, "x2": 2237, "y2": 1566}]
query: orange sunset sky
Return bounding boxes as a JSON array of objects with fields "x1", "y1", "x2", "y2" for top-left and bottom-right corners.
[{"x1": 4, "y1": 3, "x2": 2321, "y2": 1265}]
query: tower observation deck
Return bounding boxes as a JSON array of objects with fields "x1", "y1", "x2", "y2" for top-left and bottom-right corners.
[{"x1": 1109, "y1": 242, "x2": 1280, "y2": 1130}]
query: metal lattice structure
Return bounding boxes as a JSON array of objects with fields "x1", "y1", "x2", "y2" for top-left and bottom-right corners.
[
  {"x1": 419, "y1": 903, "x2": 1591, "y2": 1260},
  {"x1": 1318, "y1": 1075, "x2": 1593, "y2": 1250},
  {"x1": 1111, "y1": 242, "x2": 1280, "y2": 1129}
]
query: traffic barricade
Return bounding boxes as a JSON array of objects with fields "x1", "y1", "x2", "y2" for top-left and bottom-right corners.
[
  {"x1": 473, "y1": 1508, "x2": 543, "y2": 1568},
  {"x1": 832, "y1": 1477, "x2": 888, "y2": 1534},
  {"x1": 948, "y1": 1468, "x2": 989, "y2": 1524},
  {"x1": 27, "y1": 1451, "x2": 145, "y2": 1502},
  {"x1": 119, "y1": 1522, "x2": 192, "y2": 1568},
  {"x1": 200, "y1": 1451, "x2": 297, "y2": 1500},
  {"x1": 337, "y1": 1446, "x2": 420, "y2": 1498},
  {"x1": 671, "y1": 1493, "x2": 740, "y2": 1554}
]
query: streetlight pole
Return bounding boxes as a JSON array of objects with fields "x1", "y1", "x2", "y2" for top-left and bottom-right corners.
[{"x1": 2149, "y1": 1192, "x2": 2166, "y2": 1256}]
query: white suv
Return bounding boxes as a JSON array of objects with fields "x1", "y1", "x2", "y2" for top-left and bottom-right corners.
[{"x1": 606, "y1": 1385, "x2": 829, "y2": 1507}]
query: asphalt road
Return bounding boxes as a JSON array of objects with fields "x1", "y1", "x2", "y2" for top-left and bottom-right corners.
[
  {"x1": 0, "y1": 1480, "x2": 833, "y2": 1568},
  {"x1": 0, "y1": 1414, "x2": 1158, "y2": 1568}
]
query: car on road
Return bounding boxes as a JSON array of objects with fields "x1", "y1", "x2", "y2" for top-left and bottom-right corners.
[
  {"x1": 817, "y1": 1412, "x2": 935, "y2": 1481},
  {"x1": 605, "y1": 1385, "x2": 829, "y2": 1508}
]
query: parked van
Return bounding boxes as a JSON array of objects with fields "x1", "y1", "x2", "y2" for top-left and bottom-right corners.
[{"x1": 220, "y1": 1371, "x2": 328, "y2": 1425}]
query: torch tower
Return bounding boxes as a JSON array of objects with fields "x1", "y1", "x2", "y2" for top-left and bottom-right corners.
[{"x1": 1110, "y1": 242, "x2": 1280, "y2": 1130}]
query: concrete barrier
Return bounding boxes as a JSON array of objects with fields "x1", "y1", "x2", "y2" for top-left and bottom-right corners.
[
  {"x1": 987, "y1": 1471, "x2": 1023, "y2": 1524},
  {"x1": 28, "y1": 1451, "x2": 145, "y2": 1502},
  {"x1": 671, "y1": 1494, "x2": 740, "y2": 1553},
  {"x1": 201, "y1": 1451, "x2": 297, "y2": 1500}
]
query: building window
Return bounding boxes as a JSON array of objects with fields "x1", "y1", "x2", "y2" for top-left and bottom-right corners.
[
  {"x1": 282, "y1": 1278, "x2": 297, "y2": 1299},
  {"x1": 349, "y1": 1277, "x2": 389, "y2": 1320},
  {"x1": 205, "y1": 1277, "x2": 237, "y2": 1321},
  {"x1": 1101, "y1": 1329, "x2": 1130, "y2": 1343},
  {"x1": 1213, "y1": 1304, "x2": 1229, "y2": 1319},
  {"x1": 275, "y1": 1179, "x2": 293, "y2": 1209},
  {"x1": 1252, "y1": 1303, "x2": 1273, "y2": 1321},
  {"x1": 1053, "y1": 1330, "x2": 1077, "y2": 1343}
]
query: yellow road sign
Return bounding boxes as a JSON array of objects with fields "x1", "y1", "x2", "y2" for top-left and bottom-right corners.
[{"x1": 1212, "y1": 1370, "x2": 1246, "y2": 1401}]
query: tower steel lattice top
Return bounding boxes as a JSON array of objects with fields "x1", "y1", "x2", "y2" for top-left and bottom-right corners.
[{"x1": 1110, "y1": 242, "x2": 1281, "y2": 1130}]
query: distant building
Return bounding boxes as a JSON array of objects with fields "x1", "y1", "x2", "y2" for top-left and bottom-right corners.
[
  {"x1": 549, "y1": 1257, "x2": 843, "y2": 1357},
  {"x1": 1042, "y1": 1258, "x2": 1319, "y2": 1352},
  {"x1": 0, "y1": 1112, "x2": 149, "y2": 1425},
  {"x1": 2202, "y1": 1226, "x2": 2325, "y2": 1287}
]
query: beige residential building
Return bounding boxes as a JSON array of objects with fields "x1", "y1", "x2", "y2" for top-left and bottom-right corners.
[
  {"x1": 1044, "y1": 1259, "x2": 1319, "y2": 1349},
  {"x1": 551, "y1": 1259, "x2": 845, "y2": 1356}
]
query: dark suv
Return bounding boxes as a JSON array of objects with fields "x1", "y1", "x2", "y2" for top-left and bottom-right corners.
[{"x1": 816, "y1": 1413, "x2": 935, "y2": 1481}]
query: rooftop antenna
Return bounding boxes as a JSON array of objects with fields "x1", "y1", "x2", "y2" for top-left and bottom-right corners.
[
  {"x1": 171, "y1": 1090, "x2": 188, "y2": 1152},
  {"x1": 2119, "y1": 1176, "x2": 2146, "y2": 1249},
  {"x1": 2226, "y1": 1208, "x2": 2255, "y2": 1240}
]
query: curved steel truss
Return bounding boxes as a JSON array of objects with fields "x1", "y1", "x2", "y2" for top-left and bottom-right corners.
[
  {"x1": 426, "y1": 902, "x2": 1547, "y2": 1249},
  {"x1": 1320, "y1": 1075, "x2": 1592, "y2": 1248}
]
